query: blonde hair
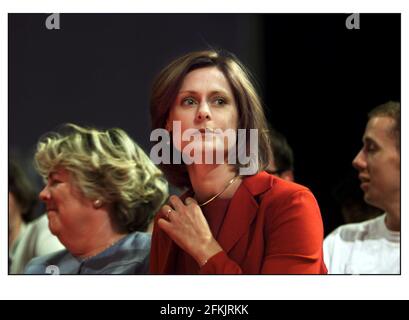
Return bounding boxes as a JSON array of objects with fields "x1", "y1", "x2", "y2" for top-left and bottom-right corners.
[
  {"x1": 35, "y1": 124, "x2": 168, "y2": 232},
  {"x1": 150, "y1": 49, "x2": 274, "y2": 188}
]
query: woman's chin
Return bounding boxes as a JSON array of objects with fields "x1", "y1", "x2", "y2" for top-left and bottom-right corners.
[{"x1": 47, "y1": 214, "x2": 61, "y2": 236}]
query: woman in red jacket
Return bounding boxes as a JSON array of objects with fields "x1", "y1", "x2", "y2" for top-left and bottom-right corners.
[{"x1": 149, "y1": 50, "x2": 327, "y2": 274}]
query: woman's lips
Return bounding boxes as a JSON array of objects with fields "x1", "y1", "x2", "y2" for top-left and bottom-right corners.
[
  {"x1": 192, "y1": 128, "x2": 218, "y2": 139},
  {"x1": 196, "y1": 128, "x2": 216, "y2": 134}
]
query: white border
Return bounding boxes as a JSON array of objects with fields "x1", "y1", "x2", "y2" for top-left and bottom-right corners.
[
  {"x1": 1, "y1": 0, "x2": 408, "y2": 300},
  {"x1": 2, "y1": 0, "x2": 407, "y2": 13}
]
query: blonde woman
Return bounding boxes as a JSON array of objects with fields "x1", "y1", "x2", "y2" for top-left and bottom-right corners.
[{"x1": 25, "y1": 124, "x2": 168, "y2": 274}]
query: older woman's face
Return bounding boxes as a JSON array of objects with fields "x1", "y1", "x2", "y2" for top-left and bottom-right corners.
[
  {"x1": 39, "y1": 167, "x2": 95, "y2": 242},
  {"x1": 167, "y1": 66, "x2": 239, "y2": 159}
]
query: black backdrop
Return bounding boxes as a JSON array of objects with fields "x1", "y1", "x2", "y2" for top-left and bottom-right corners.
[{"x1": 9, "y1": 14, "x2": 400, "y2": 234}]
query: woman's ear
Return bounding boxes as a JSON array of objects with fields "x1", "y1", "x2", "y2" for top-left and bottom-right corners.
[{"x1": 93, "y1": 199, "x2": 103, "y2": 209}]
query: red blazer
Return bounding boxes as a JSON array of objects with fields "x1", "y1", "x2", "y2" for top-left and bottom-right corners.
[{"x1": 150, "y1": 171, "x2": 327, "y2": 274}]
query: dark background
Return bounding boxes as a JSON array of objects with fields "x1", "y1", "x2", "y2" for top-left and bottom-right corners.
[{"x1": 9, "y1": 14, "x2": 400, "y2": 235}]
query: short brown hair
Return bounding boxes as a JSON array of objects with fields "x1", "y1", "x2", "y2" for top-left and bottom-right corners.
[
  {"x1": 368, "y1": 101, "x2": 400, "y2": 150},
  {"x1": 150, "y1": 50, "x2": 274, "y2": 188}
]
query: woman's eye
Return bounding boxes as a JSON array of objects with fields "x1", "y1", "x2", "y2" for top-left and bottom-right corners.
[
  {"x1": 50, "y1": 179, "x2": 61, "y2": 186},
  {"x1": 213, "y1": 98, "x2": 226, "y2": 105},
  {"x1": 182, "y1": 98, "x2": 196, "y2": 106}
]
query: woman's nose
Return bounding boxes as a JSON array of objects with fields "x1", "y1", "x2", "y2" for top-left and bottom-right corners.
[
  {"x1": 39, "y1": 185, "x2": 51, "y2": 202},
  {"x1": 196, "y1": 102, "x2": 211, "y2": 122}
]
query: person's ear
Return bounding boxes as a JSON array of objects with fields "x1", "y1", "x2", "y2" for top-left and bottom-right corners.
[{"x1": 93, "y1": 199, "x2": 103, "y2": 209}]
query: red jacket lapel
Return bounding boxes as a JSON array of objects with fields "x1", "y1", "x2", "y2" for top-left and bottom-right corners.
[{"x1": 217, "y1": 171, "x2": 272, "y2": 254}]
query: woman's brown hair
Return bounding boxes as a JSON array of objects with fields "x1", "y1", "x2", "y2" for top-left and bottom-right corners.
[{"x1": 150, "y1": 50, "x2": 273, "y2": 189}]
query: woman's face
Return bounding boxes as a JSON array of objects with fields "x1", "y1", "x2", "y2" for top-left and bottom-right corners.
[
  {"x1": 167, "y1": 66, "x2": 239, "y2": 161},
  {"x1": 39, "y1": 167, "x2": 96, "y2": 243}
]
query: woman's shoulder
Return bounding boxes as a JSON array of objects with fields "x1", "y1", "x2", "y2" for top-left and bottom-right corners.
[
  {"x1": 244, "y1": 171, "x2": 311, "y2": 198},
  {"x1": 252, "y1": 173, "x2": 323, "y2": 236},
  {"x1": 269, "y1": 176, "x2": 311, "y2": 198},
  {"x1": 24, "y1": 249, "x2": 69, "y2": 274},
  {"x1": 249, "y1": 172, "x2": 318, "y2": 211},
  {"x1": 122, "y1": 231, "x2": 151, "y2": 251}
]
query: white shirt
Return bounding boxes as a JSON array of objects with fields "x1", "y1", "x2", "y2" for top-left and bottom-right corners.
[
  {"x1": 10, "y1": 214, "x2": 64, "y2": 274},
  {"x1": 324, "y1": 214, "x2": 400, "y2": 274}
]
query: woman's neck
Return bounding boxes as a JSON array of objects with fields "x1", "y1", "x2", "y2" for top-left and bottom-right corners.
[
  {"x1": 61, "y1": 212, "x2": 127, "y2": 259},
  {"x1": 187, "y1": 164, "x2": 241, "y2": 204},
  {"x1": 72, "y1": 233, "x2": 127, "y2": 260},
  {"x1": 78, "y1": 233, "x2": 126, "y2": 260}
]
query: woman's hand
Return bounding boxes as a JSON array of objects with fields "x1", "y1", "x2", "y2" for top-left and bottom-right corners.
[{"x1": 157, "y1": 195, "x2": 223, "y2": 267}]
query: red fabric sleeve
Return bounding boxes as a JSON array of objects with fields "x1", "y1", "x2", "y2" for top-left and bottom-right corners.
[
  {"x1": 198, "y1": 251, "x2": 242, "y2": 274},
  {"x1": 199, "y1": 189, "x2": 327, "y2": 274},
  {"x1": 262, "y1": 189, "x2": 326, "y2": 274}
]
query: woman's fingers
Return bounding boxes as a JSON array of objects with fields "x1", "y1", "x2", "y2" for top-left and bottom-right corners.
[
  {"x1": 165, "y1": 195, "x2": 198, "y2": 215},
  {"x1": 184, "y1": 197, "x2": 198, "y2": 206},
  {"x1": 169, "y1": 195, "x2": 185, "y2": 212},
  {"x1": 157, "y1": 217, "x2": 173, "y2": 234},
  {"x1": 161, "y1": 204, "x2": 175, "y2": 220},
  {"x1": 157, "y1": 195, "x2": 219, "y2": 264}
]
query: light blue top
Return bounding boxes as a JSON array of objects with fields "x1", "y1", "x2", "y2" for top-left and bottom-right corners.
[{"x1": 24, "y1": 231, "x2": 151, "y2": 275}]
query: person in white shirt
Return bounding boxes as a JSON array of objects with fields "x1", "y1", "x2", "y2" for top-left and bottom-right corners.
[
  {"x1": 324, "y1": 101, "x2": 400, "y2": 274},
  {"x1": 9, "y1": 213, "x2": 64, "y2": 274}
]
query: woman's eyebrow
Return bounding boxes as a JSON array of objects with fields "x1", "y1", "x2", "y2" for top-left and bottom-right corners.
[
  {"x1": 178, "y1": 89, "x2": 230, "y2": 96},
  {"x1": 178, "y1": 90, "x2": 198, "y2": 95},
  {"x1": 209, "y1": 90, "x2": 230, "y2": 96}
]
